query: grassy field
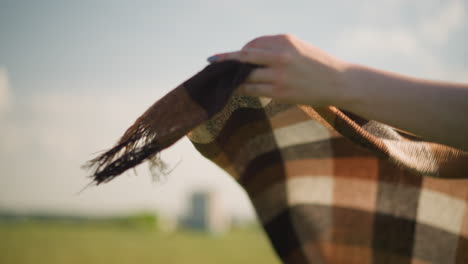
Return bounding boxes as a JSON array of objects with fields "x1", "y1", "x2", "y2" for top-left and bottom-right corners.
[{"x1": 0, "y1": 220, "x2": 280, "y2": 264}]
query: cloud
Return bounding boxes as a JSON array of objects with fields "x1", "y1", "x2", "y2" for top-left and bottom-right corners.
[
  {"x1": 0, "y1": 67, "x2": 10, "y2": 117},
  {"x1": 419, "y1": 0, "x2": 465, "y2": 44},
  {"x1": 0, "y1": 89, "x2": 255, "y2": 218},
  {"x1": 335, "y1": 0, "x2": 468, "y2": 82},
  {"x1": 338, "y1": 28, "x2": 419, "y2": 56}
]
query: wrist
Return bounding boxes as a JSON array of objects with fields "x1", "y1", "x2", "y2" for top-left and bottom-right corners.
[
  {"x1": 335, "y1": 62, "x2": 372, "y2": 112},
  {"x1": 330, "y1": 61, "x2": 360, "y2": 110}
]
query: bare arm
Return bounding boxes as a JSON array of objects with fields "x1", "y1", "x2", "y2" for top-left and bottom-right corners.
[
  {"x1": 341, "y1": 64, "x2": 468, "y2": 150},
  {"x1": 208, "y1": 34, "x2": 468, "y2": 151}
]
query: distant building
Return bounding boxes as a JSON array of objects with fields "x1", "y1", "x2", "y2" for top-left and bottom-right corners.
[{"x1": 180, "y1": 190, "x2": 229, "y2": 234}]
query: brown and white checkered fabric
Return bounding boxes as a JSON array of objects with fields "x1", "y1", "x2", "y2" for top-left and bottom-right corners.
[
  {"x1": 188, "y1": 95, "x2": 468, "y2": 263},
  {"x1": 89, "y1": 61, "x2": 468, "y2": 263}
]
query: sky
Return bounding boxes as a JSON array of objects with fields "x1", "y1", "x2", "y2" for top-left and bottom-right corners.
[{"x1": 0, "y1": 0, "x2": 467, "y2": 220}]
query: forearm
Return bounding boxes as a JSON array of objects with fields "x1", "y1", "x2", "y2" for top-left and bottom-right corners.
[
  {"x1": 208, "y1": 34, "x2": 468, "y2": 151},
  {"x1": 338, "y1": 63, "x2": 468, "y2": 151}
]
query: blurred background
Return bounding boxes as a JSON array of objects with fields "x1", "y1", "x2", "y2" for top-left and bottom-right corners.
[{"x1": 0, "y1": 0, "x2": 467, "y2": 263}]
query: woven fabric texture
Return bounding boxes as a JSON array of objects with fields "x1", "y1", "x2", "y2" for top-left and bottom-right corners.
[
  {"x1": 188, "y1": 96, "x2": 468, "y2": 264},
  {"x1": 88, "y1": 61, "x2": 468, "y2": 263}
]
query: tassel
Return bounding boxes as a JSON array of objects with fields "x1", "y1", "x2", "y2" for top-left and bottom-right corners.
[{"x1": 84, "y1": 61, "x2": 258, "y2": 184}]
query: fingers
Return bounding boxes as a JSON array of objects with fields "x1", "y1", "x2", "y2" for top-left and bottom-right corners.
[
  {"x1": 235, "y1": 68, "x2": 277, "y2": 97},
  {"x1": 247, "y1": 68, "x2": 276, "y2": 83},
  {"x1": 236, "y1": 68, "x2": 276, "y2": 97},
  {"x1": 208, "y1": 48, "x2": 289, "y2": 66},
  {"x1": 238, "y1": 83, "x2": 274, "y2": 97}
]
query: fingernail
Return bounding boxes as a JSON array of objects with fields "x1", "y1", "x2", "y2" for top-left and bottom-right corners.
[{"x1": 207, "y1": 55, "x2": 219, "y2": 63}]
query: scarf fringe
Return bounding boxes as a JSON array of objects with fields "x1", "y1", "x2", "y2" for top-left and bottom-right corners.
[{"x1": 83, "y1": 120, "x2": 164, "y2": 184}]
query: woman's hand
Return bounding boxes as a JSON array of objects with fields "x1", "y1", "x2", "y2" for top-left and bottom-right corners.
[
  {"x1": 207, "y1": 34, "x2": 348, "y2": 107},
  {"x1": 207, "y1": 34, "x2": 468, "y2": 150}
]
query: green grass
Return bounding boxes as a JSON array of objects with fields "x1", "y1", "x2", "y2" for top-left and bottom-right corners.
[{"x1": 0, "y1": 221, "x2": 280, "y2": 264}]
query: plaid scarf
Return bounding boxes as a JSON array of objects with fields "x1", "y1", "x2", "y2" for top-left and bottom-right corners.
[{"x1": 87, "y1": 61, "x2": 468, "y2": 263}]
